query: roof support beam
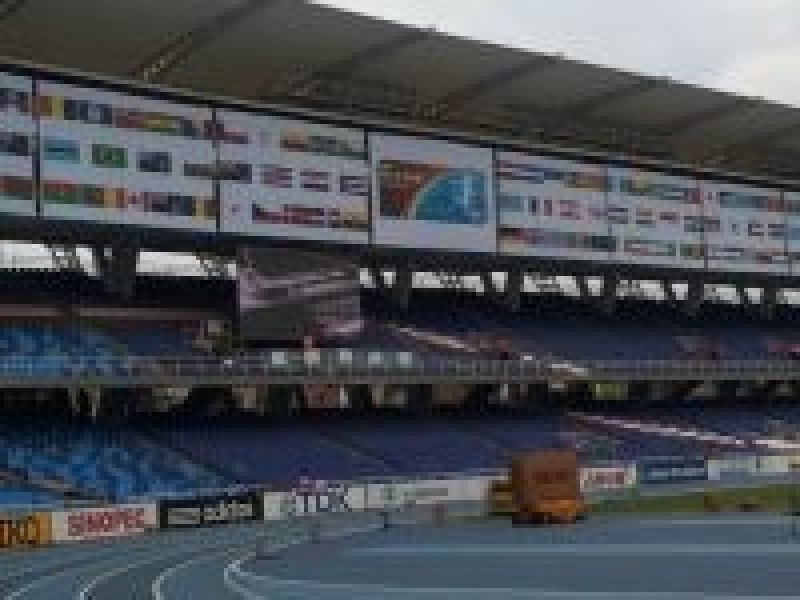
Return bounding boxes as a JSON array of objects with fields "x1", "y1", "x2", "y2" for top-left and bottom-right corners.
[
  {"x1": 562, "y1": 78, "x2": 661, "y2": 117},
  {"x1": 708, "y1": 120, "x2": 800, "y2": 160},
  {"x1": 262, "y1": 29, "x2": 430, "y2": 98},
  {"x1": 437, "y1": 56, "x2": 558, "y2": 112},
  {"x1": 132, "y1": 0, "x2": 281, "y2": 83},
  {"x1": 0, "y1": 0, "x2": 28, "y2": 23},
  {"x1": 663, "y1": 98, "x2": 755, "y2": 138}
]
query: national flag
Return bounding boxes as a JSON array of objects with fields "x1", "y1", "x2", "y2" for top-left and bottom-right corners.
[
  {"x1": 38, "y1": 95, "x2": 65, "y2": 120},
  {"x1": 42, "y1": 138, "x2": 80, "y2": 163},
  {"x1": 339, "y1": 174, "x2": 369, "y2": 197},
  {"x1": 747, "y1": 222, "x2": 764, "y2": 237},
  {"x1": 495, "y1": 160, "x2": 545, "y2": 184},
  {"x1": 559, "y1": 199, "x2": 581, "y2": 220},
  {"x1": 659, "y1": 211, "x2": 680, "y2": 224},
  {"x1": 261, "y1": 164, "x2": 293, "y2": 188},
  {"x1": 607, "y1": 205, "x2": 629, "y2": 225},
  {"x1": 300, "y1": 169, "x2": 331, "y2": 193},
  {"x1": 0, "y1": 176, "x2": 32, "y2": 201},
  {"x1": 768, "y1": 223, "x2": 786, "y2": 240},
  {"x1": 217, "y1": 125, "x2": 250, "y2": 145},
  {"x1": 42, "y1": 181, "x2": 79, "y2": 205}
]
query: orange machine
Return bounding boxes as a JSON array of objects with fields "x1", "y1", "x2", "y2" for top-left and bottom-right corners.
[{"x1": 509, "y1": 449, "x2": 586, "y2": 525}]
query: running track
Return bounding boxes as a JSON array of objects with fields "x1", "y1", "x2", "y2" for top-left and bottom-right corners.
[{"x1": 3, "y1": 514, "x2": 800, "y2": 599}]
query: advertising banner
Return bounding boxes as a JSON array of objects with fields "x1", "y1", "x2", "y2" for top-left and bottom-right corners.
[
  {"x1": 159, "y1": 492, "x2": 264, "y2": 530},
  {"x1": 0, "y1": 513, "x2": 52, "y2": 549},
  {"x1": 638, "y1": 456, "x2": 708, "y2": 485},
  {"x1": 579, "y1": 464, "x2": 637, "y2": 492},
  {"x1": 276, "y1": 481, "x2": 366, "y2": 517},
  {"x1": 52, "y1": 504, "x2": 157, "y2": 542},
  {"x1": 370, "y1": 133, "x2": 495, "y2": 252}
]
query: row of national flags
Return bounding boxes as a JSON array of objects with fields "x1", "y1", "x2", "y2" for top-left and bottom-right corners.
[
  {"x1": 251, "y1": 203, "x2": 368, "y2": 231},
  {"x1": 260, "y1": 165, "x2": 368, "y2": 197},
  {"x1": 40, "y1": 180, "x2": 216, "y2": 220}
]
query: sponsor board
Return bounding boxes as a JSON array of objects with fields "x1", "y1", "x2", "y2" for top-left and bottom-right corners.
[
  {"x1": 366, "y1": 476, "x2": 499, "y2": 510},
  {"x1": 159, "y1": 493, "x2": 264, "y2": 530},
  {"x1": 638, "y1": 456, "x2": 708, "y2": 485},
  {"x1": 52, "y1": 504, "x2": 157, "y2": 542},
  {"x1": 580, "y1": 465, "x2": 637, "y2": 492},
  {"x1": 276, "y1": 482, "x2": 366, "y2": 517},
  {"x1": 0, "y1": 513, "x2": 52, "y2": 549}
]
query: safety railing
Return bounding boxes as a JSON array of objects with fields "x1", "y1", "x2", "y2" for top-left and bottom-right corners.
[{"x1": 0, "y1": 352, "x2": 797, "y2": 384}]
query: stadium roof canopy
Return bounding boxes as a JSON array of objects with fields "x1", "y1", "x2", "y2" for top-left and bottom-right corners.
[{"x1": 3, "y1": 0, "x2": 800, "y2": 182}]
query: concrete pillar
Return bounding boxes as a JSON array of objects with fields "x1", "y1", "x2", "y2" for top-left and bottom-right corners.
[
  {"x1": 761, "y1": 287, "x2": 778, "y2": 321},
  {"x1": 661, "y1": 280, "x2": 678, "y2": 304},
  {"x1": 86, "y1": 388, "x2": 103, "y2": 420},
  {"x1": 600, "y1": 274, "x2": 618, "y2": 315},
  {"x1": 736, "y1": 286, "x2": 752, "y2": 306},
  {"x1": 685, "y1": 281, "x2": 704, "y2": 317},
  {"x1": 391, "y1": 268, "x2": 412, "y2": 311},
  {"x1": 504, "y1": 269, "x2": 524, "y2": 313},
  {"x1": 576, "y1": 276, "x2": 592, "y2": 300}
]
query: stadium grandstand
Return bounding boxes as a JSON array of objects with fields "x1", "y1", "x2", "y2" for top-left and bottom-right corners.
[
  {"x1": 0, "y1": 0, "x2": 799, "y2": 501},
  {"x1": 2, "y1": 3, "x2": 800, "y2": 597}
]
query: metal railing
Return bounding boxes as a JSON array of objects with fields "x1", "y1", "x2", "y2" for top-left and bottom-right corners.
[{"x1": 0, "y1": 351, "x2": 798, "y2": 385}]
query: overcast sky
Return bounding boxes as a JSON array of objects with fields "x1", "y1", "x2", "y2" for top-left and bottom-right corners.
[{"x1": 323, "y1": 0, "x2": 800, "y2": 106}]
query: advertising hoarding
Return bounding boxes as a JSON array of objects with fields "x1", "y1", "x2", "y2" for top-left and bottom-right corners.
[
  {"x1": 496, "y1": 152, "x2": 612, "y2": 261},
  {"x1": 219, "y1": 110, "x2": 369, "y2": 243},
  {"x1": 158, "y1": 492, "x2": 264, "y2": 529},
  {"x1": 608, "y1": 168, "x2": 706, "y2": 268},
  {"x1": 638, "y1": 456, "x2": 708, "y2": 485},
  {"x1": 370, "y1": 133, "x2": 494, "y2": 252},
  {"x1": 0, "y1": 72, "x2": 35, "y2": 216},
  {"x1": 704, "y1": 181, "x2": 787, "y2": 274},
  {"x1": 579, "y1": 464, "x2": 637, "y2": 492},
  {"x1": 38, "y1": 81, "x2": 217, "y2": 231},
  {"x1": 51, "y1": 504, "x2": 157, "y2": 542},
  {"x1": 0, "y1": 513, "x2": 52, "y2": 549}
]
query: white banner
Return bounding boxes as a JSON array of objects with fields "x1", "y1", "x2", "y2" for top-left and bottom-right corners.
[
  {"x1": 580, "y1": 465, "x2": 637, "y2": 492},
  {"x1": 264, "y1": 482, "x2": 367, "y2": 519},
  {"x1": 52, "y1": 504, "x2": 157, "y2": 542}
]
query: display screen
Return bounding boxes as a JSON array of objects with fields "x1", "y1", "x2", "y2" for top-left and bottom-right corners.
[
  {"x1": 38, "y1": 81, "x2": 217, "y2": 231},
  {"x1": 608, "y1": 167, "x2": 706, "y2": 269},
  {"x1": 496, "y1": 152, "x2": 612, "y2": 260},
  {"x1": 219, "y1": 111, "x2": 369, "y2": 244},
  {"x1": 371, "y1": 134, "x2": 494, "y2": 251},
  {"x1": 237, "y1": 246, "x2": 363, "y2": 342},
  {"x1": 704, "y1": 182, "x2": 787, "y2": 275},
  {"x1": 0, "y1": 73, "x2": 35, "y2": 216}
]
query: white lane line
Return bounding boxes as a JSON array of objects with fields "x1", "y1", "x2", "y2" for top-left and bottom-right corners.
[
  {"x1": 152, "y1": 545, "x2": 254, "y2": 600},
  {"x1": 79, "y1": 538, "x2": 238, "y2": 600},
  {"x1": 351, "y1": 543, "x2": 800, "y2": 557},
  {"x1": 224, "y1": 568, "x2": 793, "y2": 600}
]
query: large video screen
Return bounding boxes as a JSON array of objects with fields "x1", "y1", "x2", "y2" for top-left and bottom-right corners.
[
  {"x1": 496, "y1": 152, "x2": 612, "y2": 261},
  {"x1": 237, "y1": 246, "x2": 363, "y2": 342},
  {"x1": 370, "y1": 134, "x2": 494, "y2": 252},
  {"x1": 218, "y1": 111, "x2": 369, "y2": 244},
  {"x1": 704, "y1": 181, "x2": 787, "y2": 274},
  {"x1": 38, "y1": 81, "x2": 217, "y2": 231},
  {"x1": 608, "y1": 168, "x2": 706, "y2": 269},
  {"x1": 0, "y1": 73, "x2": 35, "y2": 216},
  {"x1": 786, "y1": 191, "x2": 800, "y2": 276}
]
